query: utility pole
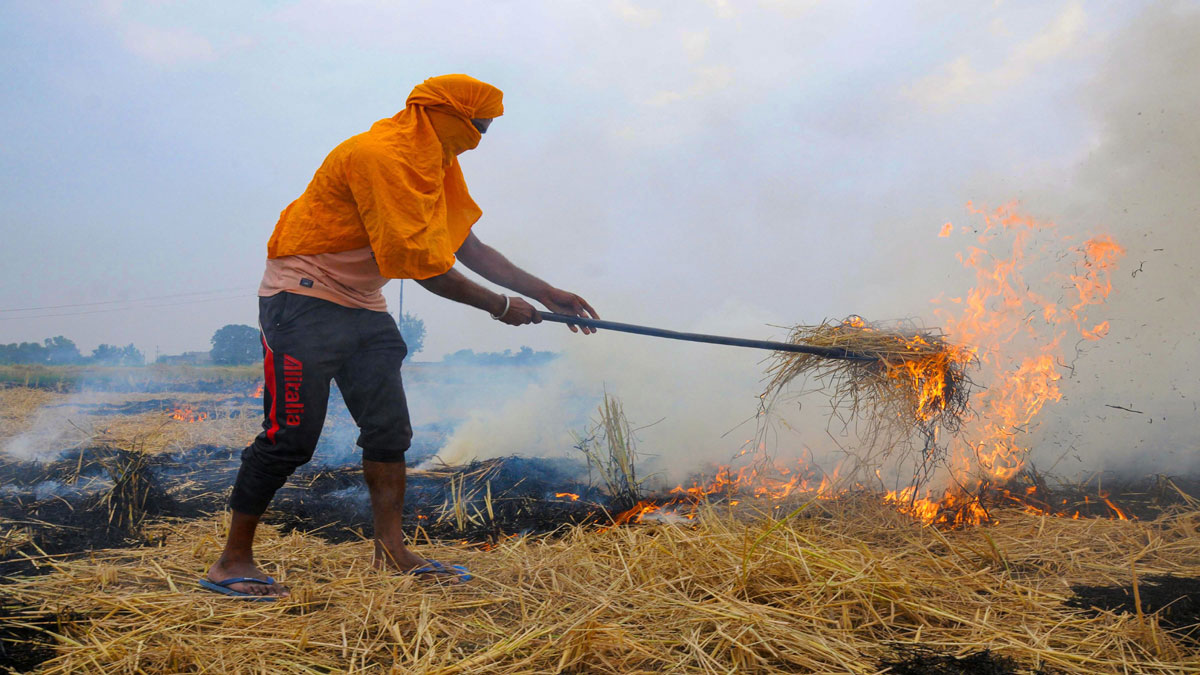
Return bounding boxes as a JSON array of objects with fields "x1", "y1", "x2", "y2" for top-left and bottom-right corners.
[{"x1": 397, "y1": 279, "x2": 404, "y2": 323}]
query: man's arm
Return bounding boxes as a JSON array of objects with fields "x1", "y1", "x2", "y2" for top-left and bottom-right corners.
[
  {"x1": 456, "y1": 232, "x2": 599, "y2": 333},
  {"x1": 414, "y1": 267, "x2": 541, "y2": 327}
]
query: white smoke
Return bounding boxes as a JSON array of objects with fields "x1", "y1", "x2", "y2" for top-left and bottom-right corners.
[
  {"x1": 432, "y1": 300, "x2": 777, "y2": 483},
  {"x1": 2, "y1": 391, "x2": 100, "y2": 461},
  {"x1": 1011, "y1": 3, "x2": 1200, "y2": 474},
  {"x1": 434, "y1": 3, "x2": 1200, "y2": 484}
]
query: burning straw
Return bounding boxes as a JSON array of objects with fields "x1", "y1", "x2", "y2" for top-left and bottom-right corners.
[{"x1": 763, "y1": 316, "x2": 973, "y2": 470}]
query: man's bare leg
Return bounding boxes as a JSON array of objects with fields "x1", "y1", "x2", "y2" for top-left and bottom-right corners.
[
  {"x1": 364, "y1": 459, "x2": 428, "y2": 570},
  {"x1": 206, "y1": 510, "x2": 289, "y2": 597}
]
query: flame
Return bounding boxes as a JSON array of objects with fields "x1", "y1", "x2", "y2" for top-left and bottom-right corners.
[
  {"x1": 882, "y1": 343, "x2": 966, "y2": 424},
  {"x1": 608, "y1": 456, "x2": 1137, "y2": 529},
  {"x1": 936, "y1": 204, "x2": 1123, "y2": 486},
  {"x1": 608, "y1": 459, "x2": 843, "y2": 526},
  {"x1": 850, "y1": 202, "x2": 1126, "y2": 524},
  {"x1": 666, "y1": 461, "x2": 832, "y2": 502},
  {"x1": 555, "y1": 492, "x2": 580, "y2": 501},
  {"x1": 610, "y1": 500, "x2": 664, "y2": 527},
  {"x1": 250, "y1": 382, "x2": 264, "y2": 398},
  {"x1": 169, "y1": 407, "x2": 208, "y2": 423},
  {"x1": 604, "y1": 203, "x2": 1127, "y2": 530},
  {"x1": 1103, "y1": 498, "x2": 1130, "y2": 521}
]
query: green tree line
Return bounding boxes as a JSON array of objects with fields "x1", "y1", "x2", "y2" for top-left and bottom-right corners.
[
  {"x1": 2, "y1": 312, "x2": 555, "y2": 368},
  {"x1": 0, "y1": 337, "x2": 144, "y2": 366}
]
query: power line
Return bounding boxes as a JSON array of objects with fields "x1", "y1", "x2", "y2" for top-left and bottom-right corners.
[
  {"x1": 0, "y1": 293, "x2": 256, "y2": 321},
  {"x1": 0, "y1": 287, "x2": 251, "y2": 313}
]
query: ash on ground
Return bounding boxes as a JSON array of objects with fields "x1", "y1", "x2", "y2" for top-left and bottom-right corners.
[
  {"x1": 878, "y1": 646, "x2": 1057, "y2": 675},
  {"x1": 1068, "y1": 575, "x2": 1200, "y2": 647}
]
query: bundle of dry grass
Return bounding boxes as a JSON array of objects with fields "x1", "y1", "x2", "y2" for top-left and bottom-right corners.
[
  {"x1": 572, "y1": 392, "x2": 643, "y2": 511},
  {"x1": 89, "y1": 447, "x2": 169, "y2": 531},
  {"x1": 764, "y1": 316, "x2": 972, "y2": 456},
  {"x1": 4, "y1": 501, "x2": 1198, "y2": 673}
]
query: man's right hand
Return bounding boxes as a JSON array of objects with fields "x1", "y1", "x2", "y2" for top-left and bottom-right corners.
[{"x1": 494, "y1": 295, "x2": 542, "y2": 326}]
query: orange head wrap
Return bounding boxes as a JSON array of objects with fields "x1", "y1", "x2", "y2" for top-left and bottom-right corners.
[
  {"x1": 267, "y1": 74, "x2": 505, "y2": 280},
  {"x1": 407, "y1": 74, "x2": 505, "y2": 119},
  {"x1": 404, "y1": 75, "x2": 504, "y2": 165}
]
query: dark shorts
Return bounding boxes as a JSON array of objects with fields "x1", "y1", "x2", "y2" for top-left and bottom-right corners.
[{"x1": 228, "y1": 292, "x2": 411, "y2": 516}]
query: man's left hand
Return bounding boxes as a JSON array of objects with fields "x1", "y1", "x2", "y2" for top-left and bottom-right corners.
[{"x1": 539, "y1": 288, "x2": 600, "y2": 334}]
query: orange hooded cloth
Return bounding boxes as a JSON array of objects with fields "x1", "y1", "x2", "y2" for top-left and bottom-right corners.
[{"x1": 265, "y1": 75, "x2": 504, "y2": 279}]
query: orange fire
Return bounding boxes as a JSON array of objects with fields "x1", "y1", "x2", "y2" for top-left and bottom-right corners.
[
  {"x1": 555, "y1": 492, "x2": 580, "y2": 501},
  {"x1": 869, "y1": 203, "x2": 1126, "y2": 524},
  {"x1": 929, "y1": 204, "x2": 1124, "y2": 507},
  {"x1": 169, "y1": 407, "x2": 208, "y2": 423},
  {"x1": 606, "y1": 459, "x2": 843, "y2": 526},
  {"x1": 250, "y1": 382, "x2": 264, "y2": 398},
  {"x1": 609, "y1": 202, "x2": 1126, "y2": 529}
]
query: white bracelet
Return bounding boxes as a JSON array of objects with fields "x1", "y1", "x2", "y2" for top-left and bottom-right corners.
[{"x1": 490, "y1": 294, "x2": 510, "y2": 320}]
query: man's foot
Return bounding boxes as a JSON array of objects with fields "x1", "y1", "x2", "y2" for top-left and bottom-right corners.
[
  {"x1": 374, "y1": 540, "x2": 471, "y2": 582},
  {"x1": 373, "y1": 539, "x2": 430, "y2": 572},
  {"x1": 206, "y1": 558, "x2": 289, "y2": 598}
]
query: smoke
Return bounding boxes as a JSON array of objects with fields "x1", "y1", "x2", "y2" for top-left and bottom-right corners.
[
  {"x1": 1017, "y1": 3, "x2": 1200, "y2": 474},
  {"x1": 0, "y1": 477, "x2": 114, "y2": 501},
  {"x1": 432, "y1": 300, "x2": 777, "y2": 483},
  {"x1": 434, "y1": 3, "x2": 1200, "y2": 485},
  {"x1": 2, "y1": 391, "x2": 100, "y2": 461},
  {"x1": 5, "y1": 6, "x2": 1194, "y2": 490},
  {"x1": 855, "y1": 3, "x2": 1200, "y2": 478}
]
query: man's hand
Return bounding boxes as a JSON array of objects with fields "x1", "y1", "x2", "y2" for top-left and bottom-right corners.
[
  {"x1": 537, "y1": 287, "x2": 600, "y2": 335},
  {"x1": 494, "y1": 296, "x2": 542, "y2": 326},
  {"x1": 453, "y1": 234, "x2": 599, "y2": 333}
]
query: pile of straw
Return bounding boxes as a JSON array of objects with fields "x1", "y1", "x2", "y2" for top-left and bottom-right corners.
[
  {"x1": 4, "y1": 501, "x2": 1198, "y2": 673},
  {"x1": 764, "y1": 316, "x2": 972, "y2": 455}
]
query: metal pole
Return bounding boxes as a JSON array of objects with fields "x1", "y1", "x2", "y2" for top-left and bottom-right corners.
[
  {"x1": 397, "y1": 279, "x2": 404, "y2": 322},
  {"x1": 537, "y1": 312, "x2": 877, "y2": 362}
]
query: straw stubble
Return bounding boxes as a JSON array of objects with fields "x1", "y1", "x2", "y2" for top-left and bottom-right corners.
[{"x1": 4, "y1": 503, "x2": 1198, "y2": 673}]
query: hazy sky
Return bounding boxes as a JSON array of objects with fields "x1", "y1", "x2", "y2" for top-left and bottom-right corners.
[{"x1": 0, "y1": 0, "x2": 1184, "y2": 361}]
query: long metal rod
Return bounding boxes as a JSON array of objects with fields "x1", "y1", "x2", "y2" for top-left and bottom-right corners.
[{"x1": 538, "y1": 312, "x2": 876, "y2": 362}]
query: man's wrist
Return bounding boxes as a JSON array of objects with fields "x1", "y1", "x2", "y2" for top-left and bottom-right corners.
[
  {"x1": 487, "y1": 293, "x2": 508, "y2": 318},
  {"x1": 489, "y1": 294, "x2": 510, "y2": 319},
  {"x1": 530, "y1": 282, "x2": 555, "y2": 306}
]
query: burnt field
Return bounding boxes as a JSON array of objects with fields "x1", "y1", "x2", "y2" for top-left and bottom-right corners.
[{"x1": 1, "y1": 383, "x2": 1199, "y2": 673}]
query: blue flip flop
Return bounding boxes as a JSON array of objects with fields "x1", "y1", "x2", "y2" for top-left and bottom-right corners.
[
  {"x1": 198, "y1": 576, "x2": 282, "y2": 601},
  {"x1": 408, "y1": 561, "x2": 472, "y2": 583}
]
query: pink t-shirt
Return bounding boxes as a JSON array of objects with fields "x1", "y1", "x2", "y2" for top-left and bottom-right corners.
[{"x1": 258, "y1": 247, "x2": 389, "y2": 312}]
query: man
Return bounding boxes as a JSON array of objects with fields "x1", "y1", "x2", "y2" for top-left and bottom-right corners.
[{"x1": 202, "y1": 74, "x2": 598, "y2": 598}]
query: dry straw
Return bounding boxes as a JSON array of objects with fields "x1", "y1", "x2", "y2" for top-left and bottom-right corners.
[
  {"x1": 763, "y1": 317, "x2": 972, "y2": 470},
  {"x1": 0, "y1": 389, "x2": 260, "y2": 460},
  {"x1": 4, "y1": 501, "x2": 1199, "y2": 673},
  {"x1": 572, "y1": 392, "x2": 643, "y2": 511}
]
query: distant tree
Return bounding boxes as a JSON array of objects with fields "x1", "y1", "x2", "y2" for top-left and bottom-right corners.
[
  {"x1": 441, "y1": 347, "x2": 558, "y2": 367},
  {"x1": 43, "y1": 336, "x2": 82, "y2": 364},
  {"x1": 210, "y1": 324, "x2": 260, "y2": 365},
  {"x1": 0, "y1": 337, "x2": 86, "y2": 364},
  {"x1": 122, "y1": 344, "x2": 145, "y2": 366},
  {"x1": 91, "y1": 343, "x2": 144, "y2": 366},
  {"x1": 398, "y1": 313, "x2": 426, "y2": 356},
  {"x1": 0, "y1": 341, "x2": 47, "y2": 364}
]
